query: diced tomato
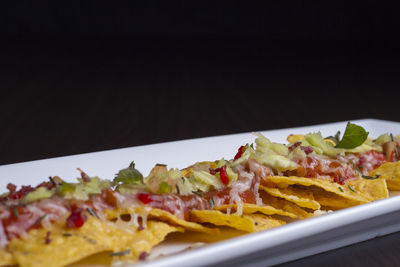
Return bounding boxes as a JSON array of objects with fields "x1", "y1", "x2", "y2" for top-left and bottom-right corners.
[
  {"x1": 288, "y1": 142, "x2": 301, "y2": 152},
  {"x1": 219, "y1": 166, "x2": 229, "y2": 185},
  {"x1": 66, "y1": 208, "x2": 87, "y2": 228},
  {"x1": 209, "y1": 167, "x2": 220, "y2": 175},
  {"x1": 6, "y1": 183, "x2": 16, "y2": 193},
  {"x1": 234, "y1": 146, "x2": 245, "y2": 160},
  {"x1": 301, "y1": 146, "x2": 313, "y2": 154},
  {"x1": 137, "y1": 193, "x2": 152, "y2": 204},
  {"x1": 5, "y1": 184, "x2": 35, "y2": 200}
]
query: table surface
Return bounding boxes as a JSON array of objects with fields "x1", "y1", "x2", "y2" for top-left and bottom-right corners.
[{"x1": 1, "y1": 39, "x2": 400, "y2": 267}]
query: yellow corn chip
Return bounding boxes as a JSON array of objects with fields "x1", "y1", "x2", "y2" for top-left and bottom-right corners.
[
  {"x1": 190, "y1": 210, "x2": 285, "y2": 232},
  {"x1": 265, "y1": 176, "x2": 388, "y2": 203},
  {"x1": 347, "y1": 178, "x2": 389, "y2": 201},
  {"x1": 104, "y1": 220, "x2": 183, "y2": 264},
  {"x1": 8, "y1": 217, "x2": 182, "y2": 267},
  {"x1": 369, "y1": 161, "x2": 400, "y2": 190},
  {"x1": 106, "y1": 207, "x2": 219, "y2": 235},
  {"x1": 9, "y1": 218, "x2": 110, "y2": 267},
  {"x1": 259, "y1": 185, "x2": 320, "y2": 210},
  {"x1": 70, "y1": 220, "x2": 182, "y2": 266},
  {"x1": 214, "y1": 203, "x2": 298, "y2": 219},
  {"x1": 260, "y1": 190, "x2": 313, "y2": 219},
  {"x1": 308, "y1": 186, "x2": 365, "y2": 209},
  {"x1": 0, "y1": 248, "x2": 16, "y2": 266}
]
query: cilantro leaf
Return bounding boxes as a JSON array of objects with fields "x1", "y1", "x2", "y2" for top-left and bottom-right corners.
[
  {"x1": 335, "y1": 122, "x2": 369, "y2": 149},
  {"x1": 114, "y1": 162, "x2": 143, "y2": 184}
]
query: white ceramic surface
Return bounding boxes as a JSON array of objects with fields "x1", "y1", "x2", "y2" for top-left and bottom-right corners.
[{"x1": 1, "y1": 118, "x2": 400, "y2": 266}]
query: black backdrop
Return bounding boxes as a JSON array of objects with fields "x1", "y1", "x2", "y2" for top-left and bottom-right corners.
[{"x1": 1, "y1": 2, "x2": 400, "y2": 266}]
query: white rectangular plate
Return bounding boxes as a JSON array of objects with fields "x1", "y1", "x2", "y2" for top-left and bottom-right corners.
[{"x1": 1, "y1": 118, "x2": 400, "y2": 267}]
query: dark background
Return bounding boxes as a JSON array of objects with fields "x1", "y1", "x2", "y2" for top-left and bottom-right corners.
[{"x1": 1, "y1": 2, "x2": 400, "y2": 266}]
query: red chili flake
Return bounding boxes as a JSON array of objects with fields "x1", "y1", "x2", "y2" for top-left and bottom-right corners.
[
  {"x1": 300, "y1": 146, "x2": 314, "y2": 154},
  {"x1": 6, "y1": 184, "x2": 35, "y2": 200},
  {"x1": 288, "y1": 142, "x2": 301, "y2": 152},
  {"x1": 137, "y1": 193, "x2": 152, "y2": 204},
  {"x1": 10, "y1": 192, "x2": 23, "y2": 200},
  {"x1": 390, "y1": 150, "x2": 395, "y2": 162},
  {"x1": 77, "y1": 168, "x2": 91, "y2": 182},
  {"x1": 209, "y1": 167, "x2": 221, "y2": 175},
  {"x1": 6, "y1": 183, "x2": 17, "y2": 193},
  {"x1": 219, "y1": 166, "x2": 229, "y2": 185},
  {"x1": 45, "y1": 231, "x2": 52, "y2": 244},
  {"x1": 139, "y1": 252, "x2": 149, "y2": 261},
  {"x1": 66, "y1": 208, "x2": 87, "y2": 228},
  {"x1": 333, "y1": 175, "x2": 346, "y2": 185},
  {"x1": 234, "y1": 145, "x2": 245, "y2": 160}
]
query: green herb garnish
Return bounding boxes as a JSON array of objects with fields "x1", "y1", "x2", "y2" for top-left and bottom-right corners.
[
  {"x1": 63, "y1": 233, "x2": 72, "y2": 237},
  {"x1": 209, "y1": 197, "x2": 215, "y2": 209},
  {"x1": 12, "y1": 207, "x2": 19, "y2": 218},
  {"x1": 351, "y1": 163, "x2": 362, "y2": 176},
  {"x1": 34, "y1": 214, "x2": 47, "y2": 225},
  {"x1": 114, "y1": 162, "x2": 143, "y2": 185},
  {"x1": 335, "y1": 122, "x2": 369, "y2": 149},
  {"x1": 338, "y1": 187, "x2": 344, "y2": 192},
  {"x1": 110, "y1": 249, "x2": 130, "y2": 257},
  {"x1": 326, "y1": 131, "x2": 341, "y2": 144},
  {"x1": 175, "y1": 185, "x2": 180, "y2": 194},
  {"x1": 362, "y1": 174, "x2": 381, "y2": 180},
  {"x1": 348, "y1": 185, "x2": 356, "y2": 193},
  {"x1": 86, "y1": 208, "x2": 100, "y2": 219}
]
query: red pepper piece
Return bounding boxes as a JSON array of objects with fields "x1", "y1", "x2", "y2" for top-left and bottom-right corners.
[
  {"x1": 288, "y1": 142, "x2": 301, "y2": 152},
  {"x1": 6, "y1": 183, "x2": 17, "y2": 193},
  {"x1": 234, "y1": 146, "x2": 245, "y2": 160},
  {"x1": 390, "y1": 150, "x2": 395, "y2": 162},
  {"x1": 300, "y1": 146, "x2": 314, "y2": 155},
  {"x1": 66, "y1": 208, "x2": 87, "y2": 228},
  {"x1": 209, "y1": 167, "x2": 221, "y2": 175},
  {"x1": 219, "y1": 166, "x2": 229, "y2": 185},
  {"x1": 137, "y1": 193, "x2": 152, "y2": 204}
]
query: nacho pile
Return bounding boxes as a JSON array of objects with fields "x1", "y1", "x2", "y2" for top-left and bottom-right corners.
[{"x1": 1, "y1": 122, "x2": 399, "y2": 266}]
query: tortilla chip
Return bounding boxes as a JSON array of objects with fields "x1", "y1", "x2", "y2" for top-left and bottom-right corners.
[
  {"x1": 166, "y1": 226, "x2": 246, "y2": 243},
  {"x1": 8, "y1": 217, "x2": 182, "y2": 267},
  {"x1": 369, "y1": 161, "x2": 400, "y2": 190},
  {"x1": 0, "y1": 248, "x2": 16, "y2": 266},
  {"x1": 190, "y1": 210, "x2": 285, "y2": 232},
  {"x1": 214, "y1": 203, "x2": 298, "y2": 219},
  {"x1": 265, "y1": 176, "x2": 388, "y2": 204},
  {"x1": 259, "y1": 186, "x2": 320, "y2": 210},
  {"x1": 8, "y1": 218, "x2": 110, "y2": 267},
  {"x1": 104, "y1": 220, "x2": 183, "y2": 264},
  {"x1": 259, "y1": 190, "x2": 313, "y2": 219},
  {"x1": 106, "y1": 207, "x2": 219, "y2": 235},
  {"x1": 347, "y1": 178, "x2": 388, "y2": 201},
  {"x1": 70, "y1": 220, "x2": 182, "y2": 266},
  {"x1": 308, "y1": 186, "x2": 366, "y2": 209}
]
